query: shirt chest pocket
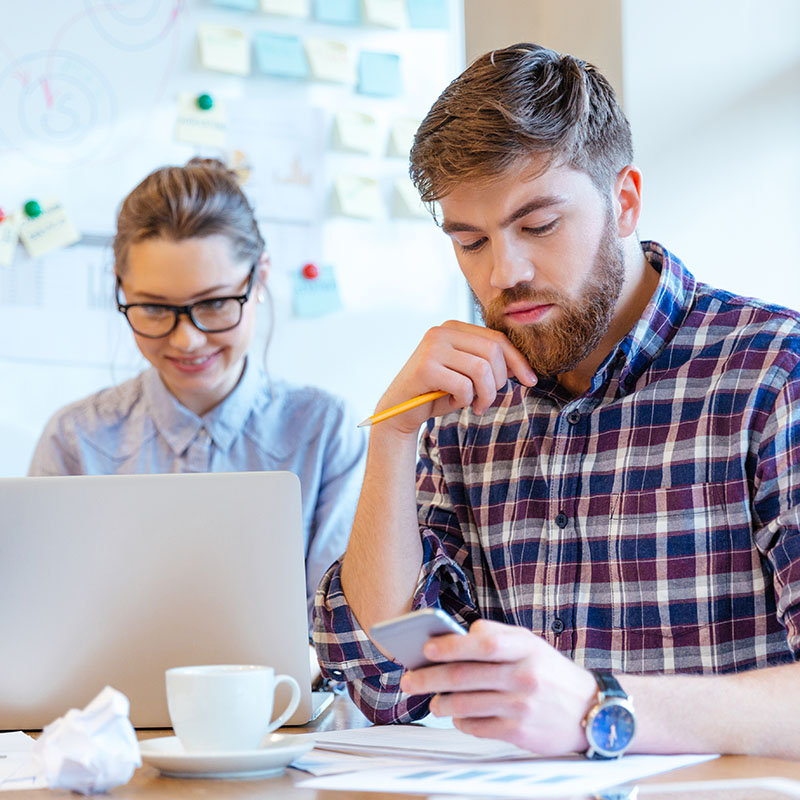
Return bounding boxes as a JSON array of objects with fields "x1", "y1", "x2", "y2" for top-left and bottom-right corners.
[{"x1": 607, "y1": 483, "x2": 746, "y2": 645}]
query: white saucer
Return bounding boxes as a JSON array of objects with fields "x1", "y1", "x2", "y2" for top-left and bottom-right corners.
[{"x1": 139, "y1": 733, "x2": 315, "y2": 779}]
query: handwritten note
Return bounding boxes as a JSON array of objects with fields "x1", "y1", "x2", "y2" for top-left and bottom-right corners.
[
  {"x1": 292, "y1": 265, "x2": 343, "y2": 317},
  {"x1": 358, "y1": 51, "x2": 402, "y2": 97},
  {"x1": 333, "y1": 110, "x2": 379, "y2": 153},
  {"x1": 260, "y1": 0, "x2": 310, "y2": 16},
  {"x1": 253, "y1": 31, "x2": 309, "y2": 78},
  {"x1": 17, "y1": 200, "x2": 81, "y2": 258},
  {"x1": 305, "y1": 38, "x2": 353, "y2": 83},
  {"x1": 392, "y1": 178, "x2": 428, "y2": 219},
  {"x1": 407, "y1": 0, "x2": 449, "y2": 28},
  {"x1": 175, "y1": 93, "x2": 227, "y2": 148},
  {"x1": 197, "y1": 24, "x2": 251, "y2": 76},
  {"x1": 362, "y1": 0, "x2": 406, "y2": 27},
  {"x1": 332, "y1": 175, "x2": 383, "y2": 219},
  {"x1": 313, "y1": 0, "x2": 360, "y2": 24},
  {"x1": 387, "y1": 116, "x2": 420, "y2": 157}
]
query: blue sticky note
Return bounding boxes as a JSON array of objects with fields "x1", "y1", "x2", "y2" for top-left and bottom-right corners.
[
  {"x1": 407, "y1": 0, "x2": 449, "y2": 28},
  {"x1": 357, "y1": 51, "x2": 402, "y2": 97},
  {"x1": 314, "y1": 0, "x2": 360, "y2": 24},
  {"x1": 292, "y1": 265, "x2": 343, "y2": 318},
  {"x1": 210, "y1": 0, "x2": 259, "y2": 9},
  {"x1": 253, "y1": 31, "x2": 309, "y2": 79}
]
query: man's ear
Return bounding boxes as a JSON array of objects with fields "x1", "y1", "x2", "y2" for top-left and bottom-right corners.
[{"x1": 613, "y1": 164, "x2": 643, "y2": 238}]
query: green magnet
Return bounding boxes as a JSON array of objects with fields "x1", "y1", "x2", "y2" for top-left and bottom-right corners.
[
  {"x1": 24, "y1": 200, "x2": 42, "y2": 218},
  {"x1": 196, "y1": 93, "x2": 214, "y2": 111}
]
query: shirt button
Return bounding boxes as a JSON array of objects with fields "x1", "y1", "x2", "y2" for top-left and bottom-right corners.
[
  {"x1": 330, "y1": 669, "x2": 344, "y2": 679},
  {"x1": 566, "y1": 410, "x2": 581, "y2": 425},
  {"x1": 622, "y1": 374, "x2": 635, "y2": 388},
  {"x1": 555, "y1": 511, "x2": 568, "y2": 528},
  {"x1": 551, "y1": 618, "x2": 565, "y2": 634}
]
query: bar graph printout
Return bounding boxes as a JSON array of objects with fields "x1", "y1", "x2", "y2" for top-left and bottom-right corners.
[{"x1": 299, "y1": 752, "x2": 718, "y2": 798}]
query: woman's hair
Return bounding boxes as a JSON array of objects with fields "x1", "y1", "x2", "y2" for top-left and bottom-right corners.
[
  {"x1": 113, "y1": 158, "x2": 265, "y2": 275},
  {"x1": 409, "y1": 43, "x2": 633, "y2": 204}
]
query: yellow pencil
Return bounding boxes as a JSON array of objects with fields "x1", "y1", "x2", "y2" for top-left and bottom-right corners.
[{"x1": 357, "y1": 390, "x2": 450, "y2": 428}]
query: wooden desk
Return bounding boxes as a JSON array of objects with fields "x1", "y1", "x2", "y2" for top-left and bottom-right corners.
[{"x1": 8, "y1": 695, "x2": 800, "y2": 799}]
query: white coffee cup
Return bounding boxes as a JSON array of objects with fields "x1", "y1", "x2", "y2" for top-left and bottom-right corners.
[{"x1": 165, "y1": 664, "x2": 301, "y2": 752}]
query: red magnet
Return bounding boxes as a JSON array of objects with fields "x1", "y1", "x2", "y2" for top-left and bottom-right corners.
[
  {"x1": 302, "y1": 262, "x2": 319, "y2": 280},
  {"x1": 0, "y1": 208, "x2": 5, "y2": 222}
]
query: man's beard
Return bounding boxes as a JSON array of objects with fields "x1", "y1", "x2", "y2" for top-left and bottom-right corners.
[{"x1": 476, "y1": 218, "x2": 625, "y2": 377}]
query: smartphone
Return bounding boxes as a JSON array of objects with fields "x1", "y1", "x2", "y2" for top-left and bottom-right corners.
[{"x1": 368, "y1": 608, "x2": 467, "y2": 670}]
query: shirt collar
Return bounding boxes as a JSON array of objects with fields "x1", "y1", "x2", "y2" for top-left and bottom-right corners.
[
  {"x1": 611, "y1": 241, "x2": 696, "y2": 392},
  {"x1": 143, "y1": 356, "x2": 266, "y2": 456}
]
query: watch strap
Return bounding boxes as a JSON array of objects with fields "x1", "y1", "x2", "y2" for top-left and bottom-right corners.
[{"x1": 591, "y1": 670, "x2": 627, "y2": 699}]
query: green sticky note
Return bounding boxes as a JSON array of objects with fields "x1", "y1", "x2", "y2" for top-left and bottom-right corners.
[
  {"x1": 407, "y1": 0, "x2": 448, "y2": 28},
  {"x1": 357, "y1": 51, "x2": 402, "y2": 97},
  {"x1": 253, "y1": 31, "x2": 309, "y2": 78},
  {"x1": 314, "y1": 0, "x2": 360, "y2": 24},
  {"x1": 292, "y1": 265, "x2": 343, "y2": 317}
]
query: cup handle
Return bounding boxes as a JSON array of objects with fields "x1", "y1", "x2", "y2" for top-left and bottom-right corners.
[{"x1": 266, "y1": 674, "x2": 301, "y2": 732}]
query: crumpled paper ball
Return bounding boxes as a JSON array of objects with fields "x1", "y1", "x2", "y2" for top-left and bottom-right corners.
[{"x1": 33, "y1": 686, "x2": 141, "y2": 795}]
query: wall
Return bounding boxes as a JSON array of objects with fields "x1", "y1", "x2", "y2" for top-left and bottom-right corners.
[{"x1": 0, "y1": 0, "x2": 469, "y2": 476}]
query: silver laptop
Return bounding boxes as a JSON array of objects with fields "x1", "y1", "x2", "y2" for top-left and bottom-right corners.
[{"x1": 0, "y1": 471, "x2": 333, "y2": 729}]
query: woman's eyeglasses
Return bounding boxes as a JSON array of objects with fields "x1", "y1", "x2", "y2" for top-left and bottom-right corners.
[{"x1": 116, "y1": 265, "x2": 257, "y2": 339}]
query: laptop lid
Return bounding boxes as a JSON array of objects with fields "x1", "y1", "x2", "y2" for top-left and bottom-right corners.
[{"x1": 0, "y1": 471, "x2": 318, "y2": 729}]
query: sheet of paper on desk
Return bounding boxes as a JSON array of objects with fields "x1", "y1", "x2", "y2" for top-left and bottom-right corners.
[
  {"x1": 0, "y1": 732, "x2": 46, "y2": 791},
  {"x1": 299, "y1": 752, "x2": 718, "y2": 798},
  {"x1": 312, "y1": 723, "x2": 533, "y2": 760}
]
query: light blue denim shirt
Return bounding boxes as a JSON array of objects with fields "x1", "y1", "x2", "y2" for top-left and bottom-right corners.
[{"x1": 28, "y1": 359, "x2": 367, "y2": 622}]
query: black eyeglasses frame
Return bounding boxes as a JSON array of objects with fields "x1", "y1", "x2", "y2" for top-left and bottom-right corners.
[{"x1": 115, "y1": 264, "x2": 258, "y2": 339}]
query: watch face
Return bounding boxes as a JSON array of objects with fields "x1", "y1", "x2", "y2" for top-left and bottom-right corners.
[{"x1": 589, "y1": 701, "x2": 635, "y2": 755}]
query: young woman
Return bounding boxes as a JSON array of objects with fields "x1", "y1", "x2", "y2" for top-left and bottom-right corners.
[{"x1": 28, "y1": 158, "x2": 367, "y2": 621}]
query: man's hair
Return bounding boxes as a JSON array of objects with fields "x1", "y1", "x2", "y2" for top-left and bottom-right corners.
[
  {"x1": 409, "y1": 43, "x2": 633, "y2": 204},
  {"x1": 113, "y1": 157, "x2": 265, "y2": 276}
]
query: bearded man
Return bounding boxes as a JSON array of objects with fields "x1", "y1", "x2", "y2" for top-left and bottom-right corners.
[{"x1": 313, "y1": 43, "x2": 800, "y2": 760}]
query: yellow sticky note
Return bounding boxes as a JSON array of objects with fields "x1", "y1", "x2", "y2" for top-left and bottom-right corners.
[
  {"x1": 392, "y1": 178, "x2": 428, "y2": 219},
  {"x1": 305, "y1": 38, "x2": 353, "y2": 83},
  {"x1": 362, "y1": 0, "x2": 406, "y2": 27},
  {"x1": 332, "y1": 110, "x2": 379, "y2": 154},
  {"x1": 175, "y1": 94, "x2": 227, "y2": 148},
  {"x1": 259, "y1": 0, "x2": 310, "y2": 15},
  {"x1": 387, "y1": 116, "x2": 420, "y2": 158},
  {"x1": 0, "y1": 218, "x2": 18, "y2": 267},
  {"x1": 332, "y1": 175, "x2": 383, "y2": 219},
  {"x1": 198, "y1": 24, "x2": 250, "y2": 76},
  {"x1": 18, "y1": 199, "x2": 81, "y2": 258}
]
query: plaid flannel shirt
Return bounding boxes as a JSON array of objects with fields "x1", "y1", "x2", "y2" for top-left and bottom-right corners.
[{"x1": 313, "y1": 242, "x2": 800, "y2": 723}]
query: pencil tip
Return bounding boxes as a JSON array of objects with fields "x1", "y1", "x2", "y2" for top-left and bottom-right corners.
[{"x1": 356, "y1": 418, "x2": 371, "y2": 428}]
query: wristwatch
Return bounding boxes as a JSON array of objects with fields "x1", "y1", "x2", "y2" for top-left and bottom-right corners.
[{"x1": 583, "y1": 671, "x2": 636, "y2": 759}]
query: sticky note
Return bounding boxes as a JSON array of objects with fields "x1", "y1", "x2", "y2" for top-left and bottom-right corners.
[
  {"x1": 387, "y1": 116, "x2": 420, "y2": 157},
  {"x1": 0, "y1": 218, "x2": 17, "y2": 267},
  {"x1": 407, "y1": 0, "x2": 449, "y2": 28},
  {"x1": 210, "y1": 0, "x2": 259, "y2": 10},
  {"x1": 305, "y1": 38, "x2": 353, "y2": 83},
  {"x1": 260, "y1": 0, "x2": 310, "y2": 16},
  {"x1": 197, "y1": 24, "x2": 250, "y2": 76},
  {"x1": 332, "y1": 175, "x2": 383, "y2": 219},
  {"x1": 175, "y1": 93, "x2": 227, "y2": 148},
  {"x1": 314, "y1": 0, "x2": 360, "y2": 24},
  {"x1": 18, "y1": 199, "x2": 81, "y2": 258},
  {"x1": 332, "y1": 110, "x2": 379, "y2": 153},
  {"x1": 253, "y1": 31, "x2": 309, "y2": 78},
  {"x1": 392, "y1": 178, "x2": 428, "y2": 219},
  {"x1": 292, "y1": 264, "x2": 343, "y2": 317},
  {"x1": 361, "y1": 0, "x2": 406, "y2": 28},
  {"x1": 357, "y1": 51, "x2": 402, "y2": 97}
]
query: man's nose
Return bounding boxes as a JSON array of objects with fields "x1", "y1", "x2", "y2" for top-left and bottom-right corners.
[{"x1": 490, "y1": 238, "x2": 535, "y2": 290}]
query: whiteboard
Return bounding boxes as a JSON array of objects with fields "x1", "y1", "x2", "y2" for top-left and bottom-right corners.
[{"x1": 0, "y1": 0, "x2": 470, "y2": 476}]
